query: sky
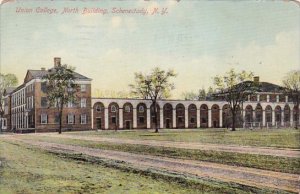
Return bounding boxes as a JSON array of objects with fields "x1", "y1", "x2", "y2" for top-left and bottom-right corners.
[{"x1": 1, "y1": 0, "x2": 299, "y2": 99}]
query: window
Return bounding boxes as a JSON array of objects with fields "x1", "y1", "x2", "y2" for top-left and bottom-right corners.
[
  {"x1": 3, "y1": 119, "x2": 6, "y2": 127},
  {"x1": 96, "y1": 105, "x2": 102, "y2": 112},
  {"x1": 178, "y1": 117, "x2": 183, "y2": 123},
  {"x1": 138, "y1": 106, "x2": 144, "y2": 113},
  {"x1": 55, "y1": 114, "x2": 60, "y2": 124},
  {"x1": 80, "y1": 84, "x2": 86, "y2": 92},
  {"x1": 81, "y1": 114, "x2": 87, "y2": 124},
  {"x1": 41, "y1": 82, "x2": 47, "y2": 92},
  {"x1": 124, "y1": 105, "x2": 131, "y2": 113},
  {"x1": 68, "y1": 114, "x2": 75, "y2": 124},
  {"x1": 41, "y1": 97, "x2": 47, "y2": 108},
  {"x1": 201, "y1": 118, "x2": 206, "y2": 123},
  {"x1": 139, "y1": 116, "x2": 145, "y2": 123},
  {"x1": 112, "y1": 116, "x2": 116, "y2": 124},
  {"x1": 68, "y1": 101, "x2": 74, "y2": 108},
  {"x1": 41, "y1": 114, "x2": 48, "y2": 124},
  {"x1": 190, "y1": 117, "x2": 195, "y2": 124},
  {"x1": 111, "y1": 105, "x2": 117, "y2": 112},
  {"x1": 81, "y1": 98, "x2": 86, "y2": 108}
]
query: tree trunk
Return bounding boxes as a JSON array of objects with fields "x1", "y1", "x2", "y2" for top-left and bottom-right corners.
[
  {"x1": 231, "y1": 111, "x2": 236, "y2": 131},
  {"x1": 59, "y1": 101, "x2": 63, "y2": 134},
  {"x1": 154, "y1": 101, "x2": 159, "y2": 133},
  {"x1": 295, "y1": 102, "x2": 299, "y2": 129}
]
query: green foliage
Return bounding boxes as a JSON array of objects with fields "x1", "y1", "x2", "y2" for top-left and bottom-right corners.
[
  {"x1": 129, "y1": 67, "x2": 176, "y2": 100},
  {"x1": 282, "y1": 70, "x2": 300, "y2": 129},
  {"x1": 213, "y1": 69, "x2": 256, "y2": 130},
  {"x1": 181, "y1": 88, "x2": 207, "y2": 100},
  {"x1": 43, "y1": 65, "x2": 78, "y2": 133},
  {"x1": 129, "y1": 67, "x2": 176, "y2": 132},
  {"x1": 0, "y1": 73, "x2": 18, "y2": 120}
]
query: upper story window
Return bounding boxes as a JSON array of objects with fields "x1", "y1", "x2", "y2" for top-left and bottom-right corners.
[
  {"x1": 124, "y1": 105, "x2": 131, "y2": 113},
  {"x1": 41, "y1": 97, "x2": 48, "y2": 108},
  {"x1": 81, "y1": 84, "x2": 86, "y2": 92},
  {"x1": 111, "y1": 105, "x2": 117, "y2": 112},
  {"x1": 68, "y1": 101, "x2": 74, "y2": 108},
  {"x1": 138, "y1": 106, "x2": 144, "y2": 113},
  {"x1": 81, "y1": 98, "x2": 87, "y2": 108},
  {"x1": 41, "y1": 82, "x2": 47, "y2": 92},
  {"x1": 41, "y1": 114, "x2": 48, "y2": 124}
]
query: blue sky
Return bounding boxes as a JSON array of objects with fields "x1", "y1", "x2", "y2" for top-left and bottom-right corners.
[{"x1": 1, "y1": 0, "x2": 299, "y2": 98}]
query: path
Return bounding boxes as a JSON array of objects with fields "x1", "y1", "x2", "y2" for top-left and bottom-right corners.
[
  {"x1": 38, "y1": 133, "x2": 300, "y2": 158},
  {"x1": 4, "y1": 137, "x2": 299, "y2": 193}
]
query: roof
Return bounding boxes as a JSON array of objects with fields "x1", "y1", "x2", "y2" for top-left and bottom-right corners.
[
  {"x1": 256, "y1": 81, "x2": 284, "y2": 93},
  {"x1": 4, "y1": 87, "x2": 16, "y2": 95},
  {"x1": 27, "y1": 68, "x2": 92, "y2": 81},
  {"x1": 239, "y1": 81, "x2": 284, "y2": 93}
]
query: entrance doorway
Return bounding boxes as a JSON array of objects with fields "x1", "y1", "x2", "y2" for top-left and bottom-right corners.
[
  {"x1": 213, "y1": 120, "x2": 218, "y2": 128},
  {"x1": 96, "y1": 118, "x2": 101, "y2": 129},
  {"x1": 166, "y1": 118, "x2": 171, "y2": 128},
  {"x1": 125, "y1": 121, "x2": 131, "y2": 129}
]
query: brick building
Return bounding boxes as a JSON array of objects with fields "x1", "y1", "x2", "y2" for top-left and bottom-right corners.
[
  {"x1": 1, "y1": 59, "x2": 299, "y2": 132},
  {"x1": 1, "y1": 58, "x2": 92, "y2": 133}
]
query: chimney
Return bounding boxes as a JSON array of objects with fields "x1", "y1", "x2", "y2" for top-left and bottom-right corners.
[
  {"x1": 253, "y1": 76, "x2": 259, "y2": 83},
  {"x1": 54, "y1": 57, "x2": 61, "y2": 67},
  {"x1": 41, "y1": 67, "x2": 46, "y2": 71}
]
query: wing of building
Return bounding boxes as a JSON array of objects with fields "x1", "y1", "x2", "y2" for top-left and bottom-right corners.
[
  {"x1": 1, "y1": 57, "x2": 92, "y2": 133},
  {"x1": 1, "y1": 58, "x2": 299, "y2": 133}
]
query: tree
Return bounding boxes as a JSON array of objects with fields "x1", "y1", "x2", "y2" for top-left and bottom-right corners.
[
  {"x1": 0, "y1": 74, "x2": 18, "y2": 132},
  {"x1": 129, "y1": 67, "x2": 176, "y2": 133},
  {"x1": 181, "y1": 88, "x2": 207, "y2": 101},
  {"x1": 198, "y1": 88, "x2": 206, "y2": 100},
  {"x1": 181, "y1": 91, "x2": 198, "y2": 100},
  {"x1": 213, "y1": 69, "x2": 257, "y2": 131},
  {"x1": 43, "y1": 65, "x2": 78, "y2": 134},
  {"x1": 282, "y1": 70, "x2": 300, "y2": 129}
]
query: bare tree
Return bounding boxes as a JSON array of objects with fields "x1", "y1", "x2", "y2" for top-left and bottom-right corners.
[
  {"x1": 43, "y1": 65, "x2": 78, "y2": 134},
  {"x1": 282, "y1": 70, "x2": 300, "y2": 129},
  {"x1": 130, "y1": 67, "x2": 176, "y2": 133},
  {"x1": 213, "y1": 69, "x2": 257, "y2": 131}
]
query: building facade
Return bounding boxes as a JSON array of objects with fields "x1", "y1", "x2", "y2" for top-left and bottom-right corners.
[
  {"x1": 1, "y1": 59, "x2": 299, "y2": 132},
  {"x1": 92, "y1": 96, "x2": 299, "y2": 130},
  {"x1": 1, "y1": 58, "x2": 92, "y2": 133}
]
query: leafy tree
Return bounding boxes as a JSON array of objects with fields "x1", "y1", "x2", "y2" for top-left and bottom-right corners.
[
  {"x1": 43, "y1": 65, "x2": 78, "y2": 134},
  {"x1": 181, "y1": 91, "x2": 198, "y2": 100},
  {"x1": 198, "y1": 88, "x2": 206, "y2": 100},
  {"x1": 282, "y1": 70, "x2": 300, "y2": 129},
  {"x1": 130, "y1": 67, "x2": 176, "y2": 133},
  {"x1": 213, "y1": 69, "x2": 256, "y2": 131},
  {"x1": 181, "y1": 88, "x2": 207, "y2": 101},
  {"x1": 0, "y1": 74, "x2": 18, "y2": 132}
]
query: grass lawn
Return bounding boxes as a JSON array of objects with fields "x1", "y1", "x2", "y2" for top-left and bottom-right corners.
[
  {"x1": 0, "y1": 140, "x2": 211, "y2": 194},
  {"x1": 20, "y1": 135, "x2": 300, "y2": 174},
  {"x1": 69, "y1": 128, "x2": 300, "y2": 149}
]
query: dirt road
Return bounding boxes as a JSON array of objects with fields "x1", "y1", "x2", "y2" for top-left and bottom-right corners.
[
  {"x1": 4, "y1": 137, "x2": 300, "y2": 193},
  {"x1": 39, "y1": 133, "x2": 300, "y2": 158}
]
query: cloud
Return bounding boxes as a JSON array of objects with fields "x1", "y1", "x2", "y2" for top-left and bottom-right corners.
[{"x1": 225, "y1": 30, "x2": 300, "y2": 83}]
